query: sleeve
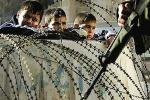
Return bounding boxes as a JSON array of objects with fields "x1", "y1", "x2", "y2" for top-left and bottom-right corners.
[{"x1": 0, "y1": 26, "x2": 37, "y2": 36}]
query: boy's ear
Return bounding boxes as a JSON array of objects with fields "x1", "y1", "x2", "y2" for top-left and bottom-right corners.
[
  {"x1": 16, "y1": 11, "x2": 20, "y2": 19},
  {"x1": 45, "y1": 23, "x2": 48, "y2": 27},
  {"x1": 73, "y1": 24, "x2": 79, "y2": 29}
]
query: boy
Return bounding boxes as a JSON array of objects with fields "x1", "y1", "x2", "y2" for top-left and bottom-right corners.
[
  {"x1": 44, "y1": 8, "x2": 67, "y2": 32},
  {"x1": 73, "y1": 12, "x2": 96, "y2": 40},
  {"x1": 0, "y1": 0, "x2": 44, "y2": 29}
]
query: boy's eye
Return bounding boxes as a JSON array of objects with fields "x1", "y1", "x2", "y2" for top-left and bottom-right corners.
[
  {"x1": 32, "y1": 17, "x2": 37, "y2": 22},
  {"x1": 52, "y1": 22, "x2": 61, "y2": 26},
  {"x1": 85, "y1": 25, "x2": 91, "y2": 28},
  {"x1": 92, "y1": 26, "x2": 96, "y2": 29},
  {"x1": 62, "y1": 22, "x2": 66, "y2": 25},
  {"x1": 84, "y1": 25, "x2": 95, "y2": 29},
  {"x1": 23, "y1": 14, "x2": 38, "y2": 22},
  {"x1": 24, "y1": 14, "x2": 30, "y2": 19}
]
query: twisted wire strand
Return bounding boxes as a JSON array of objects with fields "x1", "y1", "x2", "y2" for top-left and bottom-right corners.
[{"x1": 0, "y1": 84, "x2": 10, "y2": 100}]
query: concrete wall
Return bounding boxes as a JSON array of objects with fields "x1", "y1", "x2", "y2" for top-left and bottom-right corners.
[{"x1": 0, "y1": 0, "x2": 22, "y2": 24}]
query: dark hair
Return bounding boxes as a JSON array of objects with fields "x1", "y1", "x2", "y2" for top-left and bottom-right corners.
[
  {"x1": 84, "y1": 13, "x2": 96, "y2": 23},
  {"x1": 53, "y1": 8, "x2": 66, "y2": 17},
  {"x1": 44, "y1": 8, "x2": 66, "y2": 23},
  {"x1": 19, "y1": 1, "x2": 44, "y2": 19},
  {"x1": 74, "y1": 12, "x2": 96, "y2": 25}
]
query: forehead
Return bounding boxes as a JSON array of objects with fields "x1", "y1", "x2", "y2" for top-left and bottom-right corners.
[
  {"x1": 19, "y1": 9, "x2": 42, "y2": 17},
  {"x1": 51, "y1": 16, "x2": 66, "y2": 22},
  {"x1": 84, "y1": 21, "x2": 96, "y2": 26}
]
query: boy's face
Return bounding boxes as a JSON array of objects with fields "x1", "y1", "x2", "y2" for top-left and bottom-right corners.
[
  {"x1": 83, "y1": 21, "x2": 96, "y2": 40},
  {"x1": 17, "y1": 10, "x2": 41, "y2": 28},
  {"x1": 48, "y1": 16, "x2": 66, "y2": 32}
]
